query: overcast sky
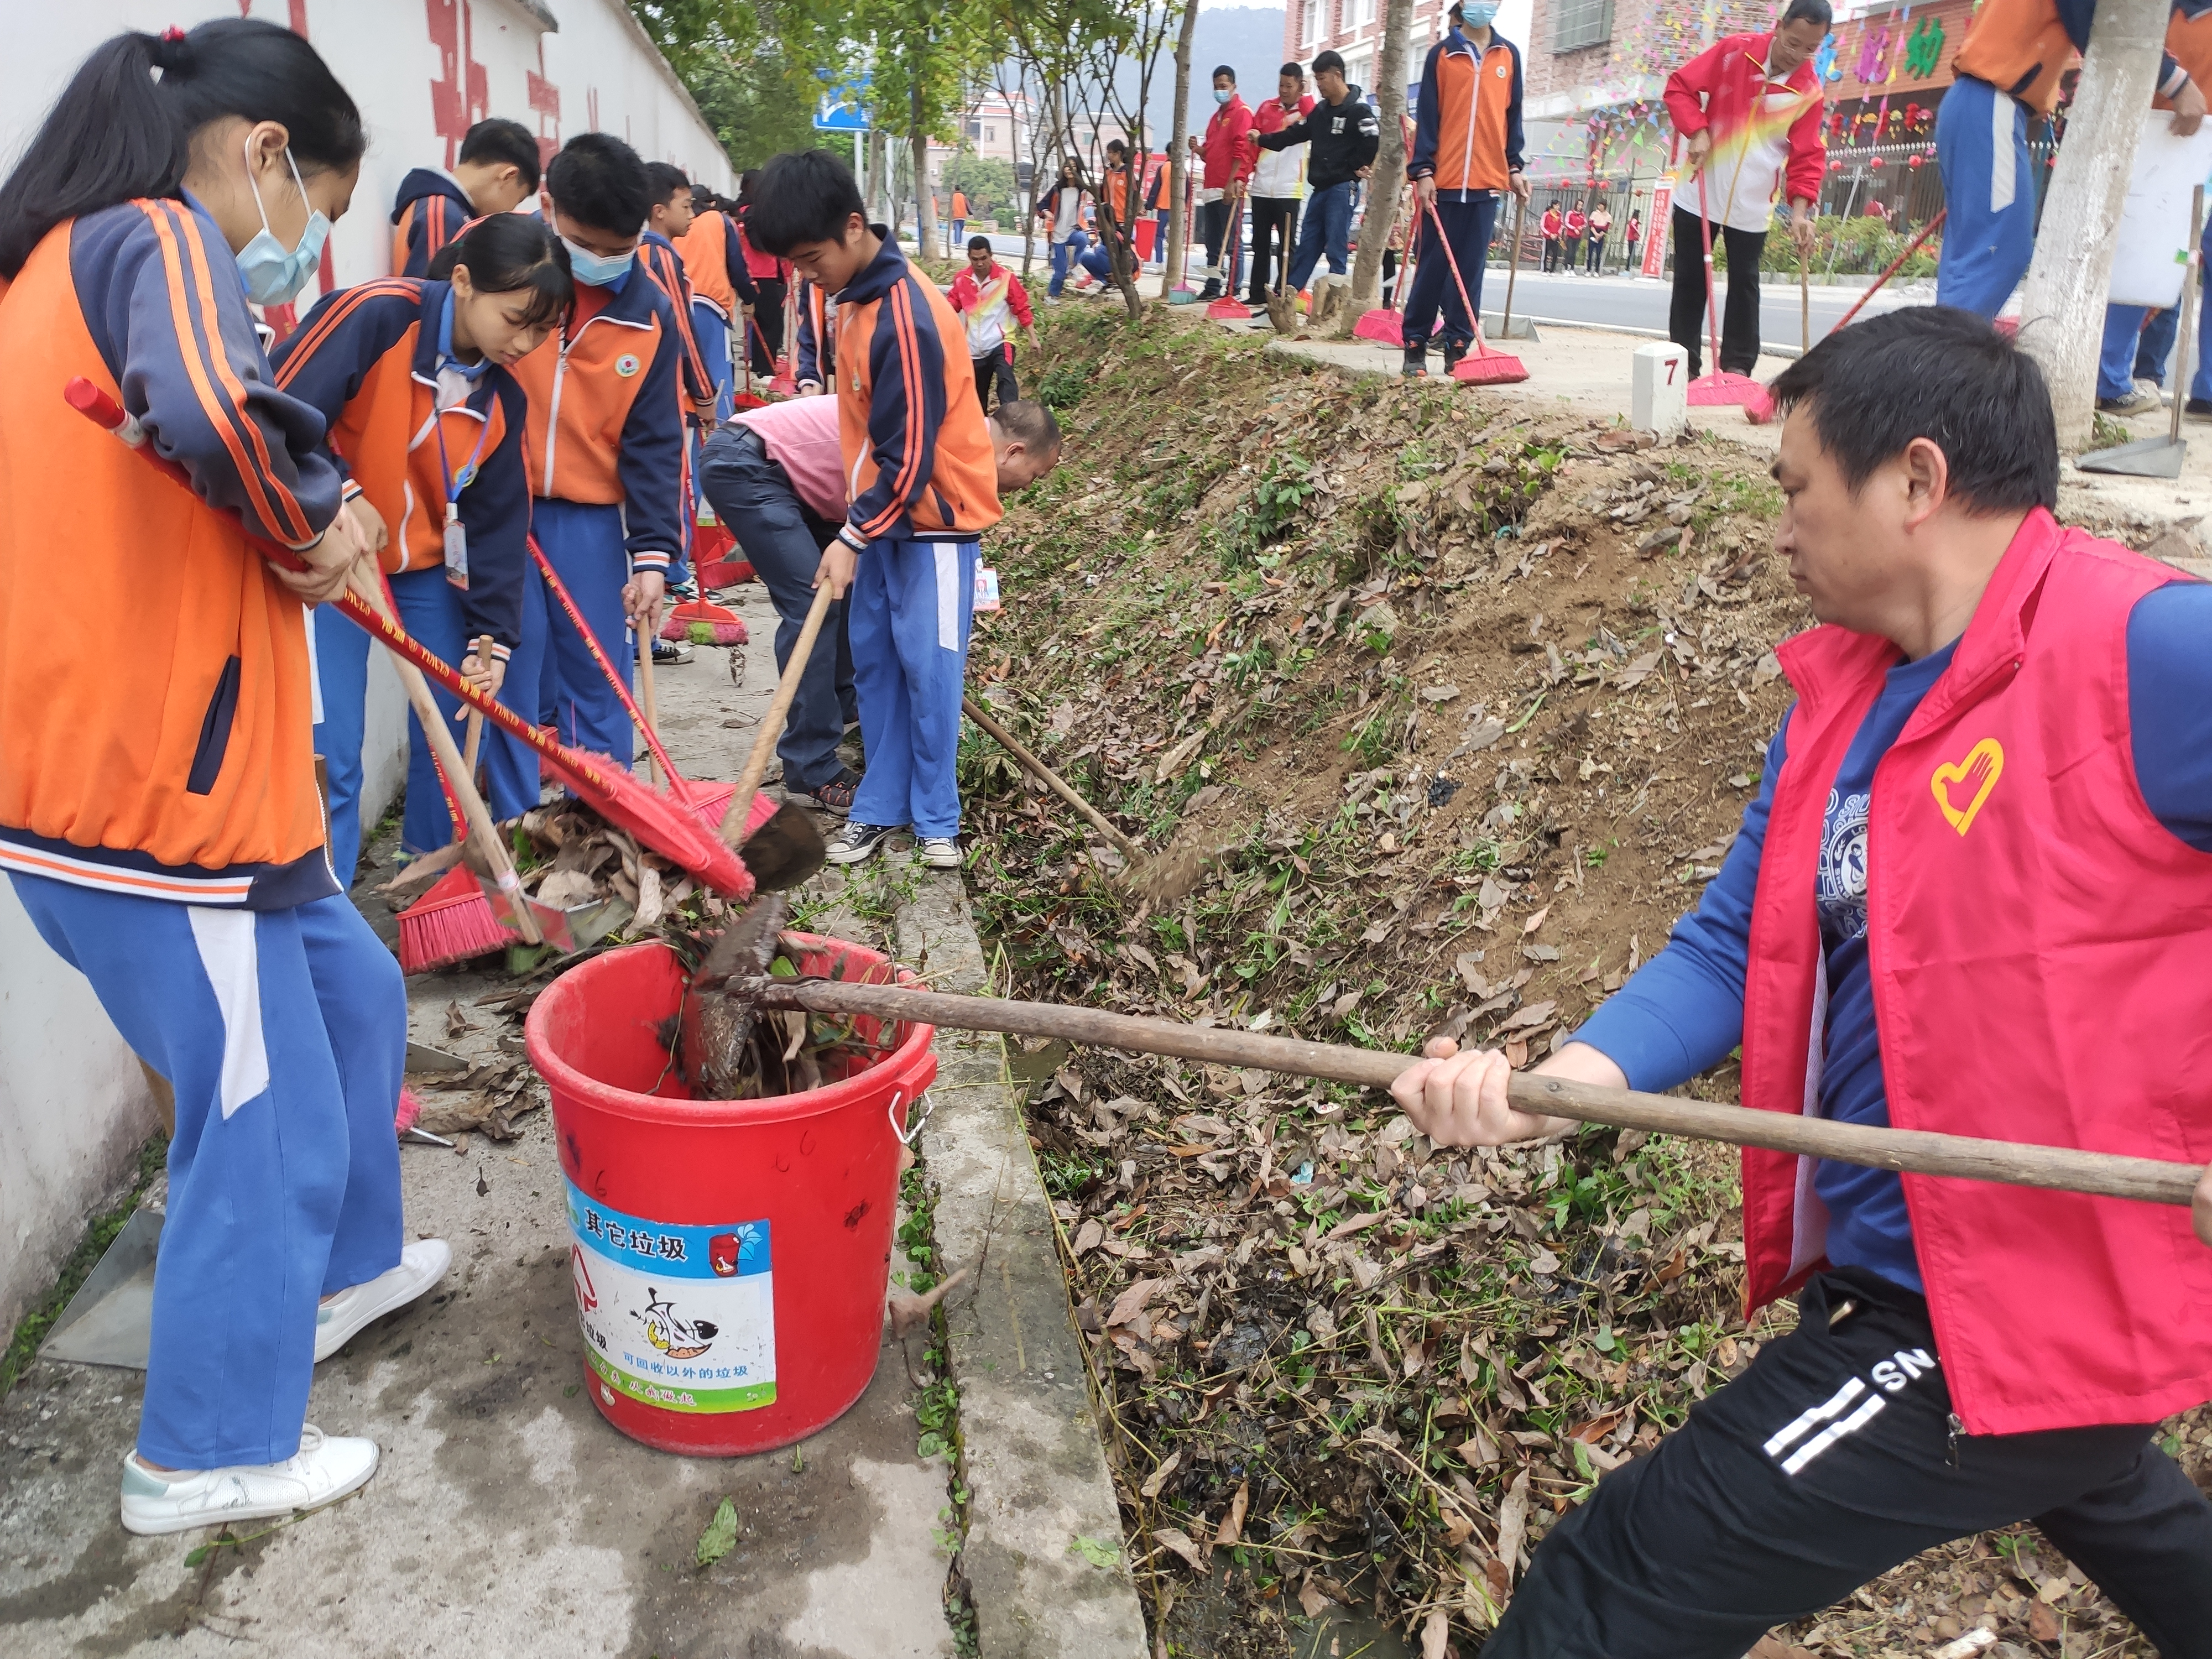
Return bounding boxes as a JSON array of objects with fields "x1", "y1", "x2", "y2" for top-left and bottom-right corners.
[{"x1": 1193, "y1": 0, "x2": 1539, "y2": 65}]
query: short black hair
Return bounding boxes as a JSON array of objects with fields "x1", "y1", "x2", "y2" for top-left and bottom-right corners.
[
  {"x1": 1767, "y1": 307, "x2": 2057, "y2": 514},
  {"x1": 544, "y1": 133, "x2": 652, "y2": 237},
  {"x1": 1781, "y1": 0, "x2": 1834, "y2": 27},
  {"x1": 1211, "y1": 64, "x2": 1237, "y2": 82},
  {"x1": 967, "y1": 234, "x2": 993, "y2": 254},
  {"x1": 1313, "y1": 50, "x2": 1346, "y2": 76},
  {"x1": 644, "y1": 160, "x2": 690, "y2": 205},
  {"x1": 992, "y1": 399, "x2": 1061, "y2": 453},
  {"x1": 1106, "y1": 138, "x2": 1128, "y2": 155},
  {"x1": 458, "y1": 117, "x2": 540, "y2": 190},
  {"x1": 1281, "y1": 61, "x2": 1306, "y2": 79},
  {"x1": 746, "y1": 148, "x2": 864, "y2": 256}
]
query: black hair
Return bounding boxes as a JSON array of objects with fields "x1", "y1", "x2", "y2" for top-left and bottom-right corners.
[
  {"x1": 544, "y1": 132, "x2": 652, "y2": 237},
  {"x1": 644, "y1": 160, "x2": 691, "y2": 205},
  {"x1": 426, "y1": 212, "x2": 572, "y2": 329},
  {"x1": 1281, "y1": 61, "x2": 1306, "y2": 79},
  {"x1": 0, "y1": 19, "x2": 363, "y2": 279},
  {"x1": 1211, "y1": 65, "x2": 1237, "y2": 82},
  {"x1": 1767, "y1": 307, "x2": 2057, "y2": 514},
  {"x1": 1781, "y1": 0, "x2": 1834, "y2": 27},
  {"x1": 967, "y1": 234, "x2": 994, "y2": 254},
  {"x1": 457, "y1": 117, "x2": 540, "y2": 191},
  {"x1": 1313, "y1": 49, "x2": 1347, "y2": 76},
  {"x1": 745, "y1": 148, "x2": 865, "y2": 255},
  {"x1": 993, "y1": 399, "x2": 1062, "y2": 453},
  {"x1": 738, "y1": 168, "x2": 760, "y2": 204},
  {"x1": 1106, "y1": 139, "x2": 1128, "y2": 155}
]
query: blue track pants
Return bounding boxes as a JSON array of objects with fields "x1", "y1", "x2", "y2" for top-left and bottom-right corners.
[
  {"x1": 530, "y1": 498, "x2": 635, "y2": 768},
  {"x1": 1935, "y1": 77, "x2": 2036, "y2": 319},
  {"x1": 846, "y1": 538, "x2": 978, "y2": 837}
]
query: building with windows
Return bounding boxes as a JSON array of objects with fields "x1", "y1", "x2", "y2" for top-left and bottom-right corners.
[{"x1": 1282, "y1": 0, "x2": 1460, "y2": 104}]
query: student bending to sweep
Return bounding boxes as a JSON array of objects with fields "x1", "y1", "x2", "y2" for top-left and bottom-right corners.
[{"x1": 0, "y1": 18, "x2": 450, "y2": 1536}]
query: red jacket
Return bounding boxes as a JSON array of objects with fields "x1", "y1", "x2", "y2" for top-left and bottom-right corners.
[
  {"x1": 1199, "y1": 96, "x2": 1256, "y2": 190},
  {"x1": 1743, "y1": 510, "x2": 2212, "y2": 1436},
  {"x1": 1664, "y1": 32, "x2": 1825, "y2": 226}
]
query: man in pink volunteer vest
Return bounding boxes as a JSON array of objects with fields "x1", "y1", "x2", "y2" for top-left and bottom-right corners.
[{"x1": 1394, "y1": 307, "x2": 2212, "y2": 1656}]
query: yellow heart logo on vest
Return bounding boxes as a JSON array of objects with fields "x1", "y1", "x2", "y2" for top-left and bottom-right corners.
[{"x1": 1929, "y1": 738, "x2": 2004, "y2": 835}]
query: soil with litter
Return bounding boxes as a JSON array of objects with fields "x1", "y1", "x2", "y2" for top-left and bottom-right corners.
[{"x1": 954, "y1": 305, "x2": 2212, "y2": 1658}]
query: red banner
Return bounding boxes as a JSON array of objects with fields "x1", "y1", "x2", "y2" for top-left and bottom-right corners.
[{"x1": 1640, "y1": 179, "x2": 1674, "y2": 278}]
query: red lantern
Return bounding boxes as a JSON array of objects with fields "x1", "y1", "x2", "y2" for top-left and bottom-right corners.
[
  {"x1": 1908, "y1": 154, "x2": 1923, "y2": 168},
  {"x1": 1830, "y1": 158, "x2": 1844, "y2": 171},
  {"x1": 1870, "y1": 156, "x2": 1886, "y2": 168}
]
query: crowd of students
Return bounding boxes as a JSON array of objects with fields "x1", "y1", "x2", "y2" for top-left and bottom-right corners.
[{"x1": 0, "y1": 17, "x2": 1058, "y2": 1537}]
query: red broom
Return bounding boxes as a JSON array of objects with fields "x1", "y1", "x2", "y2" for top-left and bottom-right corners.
[
  {"x1": 398, "y1": 865, "x2": 510, "y2": 971},
  {"x1": 1686, "y1": 169, "x2": 1762, "y2": 408},
  {"x1": 1424, "y1": 200, "x2": 1528, "y2": 386},
  {"x1": 532, "y1": 538, "x2": 695, "y2": 796},
  {"x1": 732, "y1": 317, "x2": 771, "y2": 411},
  {"x1": 67, "y1": 378, "x2": 763, "y2": 901}
]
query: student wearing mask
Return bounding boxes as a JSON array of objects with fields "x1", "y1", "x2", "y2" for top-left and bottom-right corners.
[
  {"x1": 389, "y1": 115, "x2": 539, "y2": 278},
  {"x1": 0, "y1": 18, "x2": 447, "y2": 1535},
  {"x1": 1255, "y1": 51, "x2": 1382, "y2": 310},
  {"x1": 1402, "y1": 3, "x2": 1530, "y2": 377},
  {"x1": 509, "y1": 134, "x2": 685, "y2": 777},
  {"x1": 1190, "y1": 66, "x2": 1256, "y2": 301},
  {"x1": 273, "y1": 215, "x2": 570, "y2": 879},
  {"x1": 1662, "y1": 0, "x2": 1829, "y2": 379},
  {"x1": 1246, "y1": 62, "x2": 1317, "y2": 309}
]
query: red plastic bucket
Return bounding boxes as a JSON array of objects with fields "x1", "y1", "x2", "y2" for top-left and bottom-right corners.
[{"x1": 525, "y1": 935, "x2": 935, "y2": 1456}]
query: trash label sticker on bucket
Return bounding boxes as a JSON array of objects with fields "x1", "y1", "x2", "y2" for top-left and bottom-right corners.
[{"x1": 567, "y1": 1182, "x2": 776, "y2": 1413}]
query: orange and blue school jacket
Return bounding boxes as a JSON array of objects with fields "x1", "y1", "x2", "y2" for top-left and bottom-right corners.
[
  {"x1": 390, "y1": 167, "x2": 475, "y2": 279},
  {"x1": 830, "y1": 234, "x2": 1001, "y2": 549},
  {"x1": 1955, "y1": 0, "x2": 2197, "y2": 117},
  {"x1": 795, "y1": 279, "x2": 831, "y2": 387},
  {"x1": 507, "y1": 269, "x2": 685, "y2": 573},
  {"x1": 271, "y1": 279, "x2": 531, "y2": 654},
  {"x1": 1411, "y1": 29, "x2": 1526, "y2": 197},
  {"x1": 0, "y1": 195, "x2": 343, "y2": 905},
  {"x1": 676, "y1": 210, "x2": 759, "y2": 322},
  {"x1": 636, "y1": 230, "x2": 717, "y2": 414}
]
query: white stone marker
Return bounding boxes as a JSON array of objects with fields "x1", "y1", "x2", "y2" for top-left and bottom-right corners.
[{"x1": 1632, "y1": 341, "x2": 1689, "y2": 436}]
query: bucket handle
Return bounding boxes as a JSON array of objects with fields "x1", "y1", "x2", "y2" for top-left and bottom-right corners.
[{"x1": 889, "y1": 1087, "x2": 938, "y2": 1148}]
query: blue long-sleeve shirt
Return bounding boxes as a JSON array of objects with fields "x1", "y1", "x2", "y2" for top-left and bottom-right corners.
[{"x1": 1575, "y1": 582, "x2": 2212, "y2": 1291}]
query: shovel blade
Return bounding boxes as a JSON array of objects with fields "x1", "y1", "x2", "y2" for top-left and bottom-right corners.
[
  {"x1": 41, "y1": 1208, "x2": 163, "y2": 1369},
  {"x1": 2075, "y1": 437, "x2": 2188, "y2": 478},
  {"x1": 739, "y1": 800, "x2": 828, "y2": 891}
]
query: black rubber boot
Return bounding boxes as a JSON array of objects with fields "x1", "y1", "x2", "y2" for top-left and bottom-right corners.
[{"x1": 1401, "y1": 345, "x2": 1428, "y2": 378}]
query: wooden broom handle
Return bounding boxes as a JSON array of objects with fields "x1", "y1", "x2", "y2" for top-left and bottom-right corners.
[
  {"x1": 739, "y1": 977, "x2": 2205, "y2": 1209},
  {"x1": 721, "y1": 579, "x2": 836, "y2": 841},
  {"x1": 961, "y1": 695, "x2": 1144, "y2": 865},
  {"x1": 461, "y1": 633, "x2": 491, "y2": 780},
  {"x1": 637, "y1": 627, "x2": 664, "y2": 790}
]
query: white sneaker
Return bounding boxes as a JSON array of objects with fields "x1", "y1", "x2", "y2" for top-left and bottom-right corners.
[
  {"x1": 917, "y1": 836, "x2": 962, "y2": 869},
  {"x1": 315, "y1": 1239, "x2": 451, "y2": 1361},
  {"x1": 119, "y1": 1426, "x2": 379, "y2": 1536}
]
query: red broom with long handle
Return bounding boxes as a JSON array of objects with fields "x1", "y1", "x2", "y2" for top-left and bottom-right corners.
[
  {"x1": 1423, "y1": 198, "x2": 1528, "y2": 385},
  {"x1": 530, "y1": 536, "x2": 692, "y2": 800},
  {"x1": 65, "y1": 378, "x2": 765, "y2": 900}
]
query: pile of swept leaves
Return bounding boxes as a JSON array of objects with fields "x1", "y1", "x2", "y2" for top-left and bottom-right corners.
[{"x1": 958, "y1": 305, "x2": 2212, "y2": 1658}]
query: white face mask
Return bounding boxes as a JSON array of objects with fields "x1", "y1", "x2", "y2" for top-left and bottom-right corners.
[{"x1": 234, "y1": 137, "x2": 331, "y2": 306}]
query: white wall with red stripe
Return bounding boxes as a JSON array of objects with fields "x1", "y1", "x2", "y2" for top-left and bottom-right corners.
[{"x1": 0, "y1": 0, "x2": 729, "y2": 1339}]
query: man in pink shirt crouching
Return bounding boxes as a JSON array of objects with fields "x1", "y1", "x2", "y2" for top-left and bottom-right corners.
[{"x1": 697, "y1": 394, "x2": 1063, "y2": 816}]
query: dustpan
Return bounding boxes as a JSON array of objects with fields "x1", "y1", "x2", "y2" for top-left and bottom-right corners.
[
  {"x1": 1426, "y1": 200, "x2": 1528, "y2": 384},
  {"x1": 2080, "y1": 187, "x2": 2199, "y2": 480}
]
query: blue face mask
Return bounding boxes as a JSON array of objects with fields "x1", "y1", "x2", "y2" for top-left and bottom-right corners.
[
  {"x1": 234, "y1": 139, "x2": 331, "y2": 306},
  {"x1": 1214, "y1": 87, "x2": 1233, "y2": 105},
  {"x1": 560, "y1": 234, "x2": 635, "y2": 287},
  {"x1": 1459, "y1": 2, "x2": 1500, "y2": 25}
]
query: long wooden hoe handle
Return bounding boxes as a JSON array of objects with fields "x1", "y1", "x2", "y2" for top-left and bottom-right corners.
[
  {"x1": 961, "y1": 695, "x2": 1145, "y2": 865},
  {"x1": 742, "y1": 977, "x2": 2204, "y2": 1209},
  {"x1": 720, "y1": 580, "x2": 836, "y2": 841}
]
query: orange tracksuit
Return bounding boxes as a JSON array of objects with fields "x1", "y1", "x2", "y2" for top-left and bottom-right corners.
[
  {"x1": 0, "y1": 198, "x2": 342, "y2": 901},
  {"x1": 389, "y1": 168, "x2": 474, "y2": 279},
  {"x1": 1410, "y1": 29, "x2": 1526, "y2": 196}
]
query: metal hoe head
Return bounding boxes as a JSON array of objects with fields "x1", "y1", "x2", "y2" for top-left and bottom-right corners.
[{"x1": 2075, "y1": 435, "x2": 2188, "y2": 479}]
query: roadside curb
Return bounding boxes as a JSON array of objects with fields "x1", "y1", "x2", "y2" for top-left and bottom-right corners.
[{"x1": 892, "y1": 864, "x2": 1151, "y2": 1659}]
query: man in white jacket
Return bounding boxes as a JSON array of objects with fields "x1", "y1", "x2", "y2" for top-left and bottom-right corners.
[{"x1": 1246, "y1": 62, "x2": 1314, "y2": 310}]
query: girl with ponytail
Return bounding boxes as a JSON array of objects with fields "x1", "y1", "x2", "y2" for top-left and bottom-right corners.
[
  {"x1": 274, "y1": 213, "x2": 573, "y2": 878},
  {"x1": 0, "y1": 20, "x2": 447, "y2": 1537}
]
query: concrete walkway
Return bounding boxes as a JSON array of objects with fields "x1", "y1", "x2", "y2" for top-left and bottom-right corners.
[{"x1": 0, "y1": 581, "x2": 1144, "y2": 1658}]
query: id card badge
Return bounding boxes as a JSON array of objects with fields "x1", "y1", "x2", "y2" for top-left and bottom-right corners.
[
  {"x1": 444, "y1": 503, "x2": 469, "y2": 591},
  {"x1": 973, "y1": 565, "x2": 1001, "y2": 613}
]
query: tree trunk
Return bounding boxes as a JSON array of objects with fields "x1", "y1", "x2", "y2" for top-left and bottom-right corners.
[
  {"x1": 910, "y1": 76, "x2": 937, "y2": 261},
  {"x1": 2017, "y1": 0, "x2": 2167, "y2": 447},
  {"x1": 867, "y1": 128, "x2": 892, "y2": 226},
  {"x1": 1342, "y1": 0, "x2": 1415, "y2": 332},
  {"x1": 1161, "y1": 0, "x2": 1201, "y2": 301}
]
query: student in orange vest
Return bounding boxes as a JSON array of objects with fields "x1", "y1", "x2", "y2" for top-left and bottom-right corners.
[
  {"x1": 734, "y1": 170, "x2": 789, "y2": 374},
  {"x1": 272, "y1": 215, "x2": 570, "y2": 879},
  {"x1": 746, "y1": 148, "x2": 1010, "y2": 869},
  {"x1": 1393, "y1": 309, "x2": 2212, "y2": 1656},
  {"x1": 679, "y1": 186, "x2": 759, "y2": 421},
  {"x1": 389, "y1": 116, "x2": 540, "y2": 278},
  {"x1": 948, "y1": 186, "x2": 969, "y2": 248},
  {"x1": 509, "y1": 134, "x2": 685, "y2": 774},
  {"x1": 635, "y1": 161, "x2": 722, "y2": 617},
  {"x1": 0, "y1": 18, "x2": 450, "y2": 1536}
]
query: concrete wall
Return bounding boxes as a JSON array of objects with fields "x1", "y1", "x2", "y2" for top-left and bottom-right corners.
[{"x1": 0, "y1": 0, "x2": 726, "y2": 1337}]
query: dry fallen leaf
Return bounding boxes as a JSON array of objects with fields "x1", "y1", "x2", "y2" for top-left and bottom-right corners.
[
  {"x1": 1421, "y1": 1609, "x2": 1451, "y2": 1659},
  {"x1": 1211, "y1": 1480, "x2": 1249, "y2": 1552},
  {"x1": 1522, "y1": 905, "x2": 1551, "y2": 933},
  {"x1": 1107, "y1": 1277, "x2": 1164, "y2": 1329},
  {"x1": 1072, "y1": 1219, "x2": 1104, "y2": 1256},
  {"x1": 1139, "y1": 1449, "x2": 1181, "y2": 1500},
  {"x1": 1151, "y1": 1526, "x2": 1207, "y2": 1573},
  {"x1": 1494, "y1": 1469, "x2": 1530, "y2": 1591}
]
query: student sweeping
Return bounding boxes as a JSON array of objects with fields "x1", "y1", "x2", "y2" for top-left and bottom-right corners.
[
  {"x1": 1662, "y1": 0, "x2": 1828, "y2": 379},
  {"x1": 1246, "y1": 63, "x2": 1316, "y2": 309},
  {"x1": 1255, "y1": 51, "x2": 1383, "y2": 313},
  {"x1": 1392, "y1": 309, "x2": 2212, "y2": 1657},
  {"x1": 273, "y1": 214, "x2": 570, "y2": 879},
  {"x1": 950, "y1": 235, "x2": 1037, "y2": 411},
  {"x1": 389, "y1": 115, "x2": 540, "y2": 279},
  {"x1": 0, "y1": 18, "x2": 450, "y2": 1536},
  {"x1": 1401, "y1": 3, "x2": 1530, "y2": 378},
  {"x1": 510, "y1": 133, "x2": 685, "y2": 775},
  {"x1": 745, "y1": 148, "x2": 1005, "y2": 870}
]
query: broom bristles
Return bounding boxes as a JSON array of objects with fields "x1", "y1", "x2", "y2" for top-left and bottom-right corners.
[
  {"x1": 398, "y1": 864, "x2": 510, "y2": 974},
  {"x1": 660, "y1": 600, "x2": 748, "y2": 645},
  {"x1": 395, "y1": 1083, "x2": 423, "y2": 1133}
]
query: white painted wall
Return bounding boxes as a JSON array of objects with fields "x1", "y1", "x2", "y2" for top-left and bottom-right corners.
[{"x1": 0, "y1": 0, "x2": 727, "y2": 1335}]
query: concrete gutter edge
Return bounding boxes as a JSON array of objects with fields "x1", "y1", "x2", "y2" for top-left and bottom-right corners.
[{"x1": 893, "y1": 873, "x2": 1152, "y2": 1659}]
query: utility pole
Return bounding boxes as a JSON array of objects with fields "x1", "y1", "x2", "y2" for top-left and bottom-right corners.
[
  {"x1": 2017, "y1": 0, "x2": 2167, "y2": 446},
  {"x1": 1343, "y1": 0, "x2": 1416, "y2": 332},
  {"x1": 1161, "y1": 0, "x2": 1201, "y2": 301}
]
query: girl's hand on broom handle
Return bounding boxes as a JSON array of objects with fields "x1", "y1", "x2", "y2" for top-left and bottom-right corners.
[
  {"x1": 458, "y1": 634, "x2": 504, "y2": 702},
  {"x1": 622, "y1": 568, "x2": 666, "y2": 635},
  {"x1": 276, "y1": 509, "x2": 367, "y2": 606},
  {"x1": 1390, "y1": 1036, "x2": 1627, "y2": 1147}
]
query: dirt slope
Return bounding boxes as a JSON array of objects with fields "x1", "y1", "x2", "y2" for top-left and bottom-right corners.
[{"x1": 957, "y1": 303, "x2": 2210, "y2": 1659}]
